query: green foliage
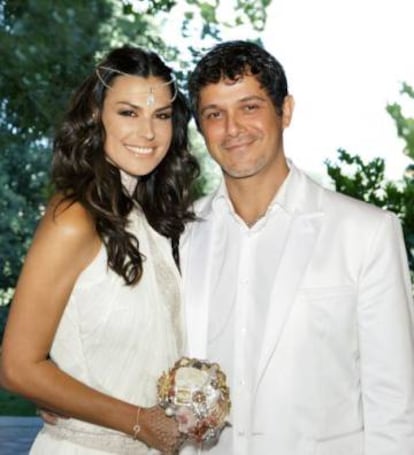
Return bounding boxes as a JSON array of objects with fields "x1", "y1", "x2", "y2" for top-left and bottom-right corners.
[
  {"x1": 325, "y1": 150, "x2": 386, "y2": 206},
  {"x1": 2, "y1": 0, "x2": 112, "y2": 140},
  {"x1": 183, "y1": 0, "x2": 270, "y2": 32},
  {"x1": 189, "y1": 126, "x2": 221, "y2": 198},
  {"x1": 235, "y1": 0, "x2": 271, "y2": 31},
  {"x1": 0, "y1": 386, "x2": 36, "y2": 416},
  {"x1": 0, "y1": 136, "x2": 51, "y2": 301},
  {"x1": 386, "y1": 83, "x2": 414, "y2": 161}
]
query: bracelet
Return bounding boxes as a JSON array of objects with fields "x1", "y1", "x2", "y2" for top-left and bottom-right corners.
[{"x1": 132, "y1": 407, "x2": 141, "y2": 440}]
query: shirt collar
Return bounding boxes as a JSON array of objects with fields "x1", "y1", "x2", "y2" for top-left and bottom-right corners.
[{"x1": 212, "y1": 159, "x2": 299, "y2": 219}]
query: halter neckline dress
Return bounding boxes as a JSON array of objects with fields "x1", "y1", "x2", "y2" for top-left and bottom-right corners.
[{"x1": 30, "y1": 207, "x2": 184, "y2": 454}]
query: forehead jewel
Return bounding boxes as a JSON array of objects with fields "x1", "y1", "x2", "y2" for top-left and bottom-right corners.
[{"x1": 95, "y1": 66, "x2": 177, "y2": 106}]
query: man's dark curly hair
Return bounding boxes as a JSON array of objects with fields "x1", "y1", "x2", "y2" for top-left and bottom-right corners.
[
  {"x1": 52, "y1": 46, "x2": 199, "y2": 285},
  {"x1": 188, "y1": 40, "x2": 289, "y2": 126}
]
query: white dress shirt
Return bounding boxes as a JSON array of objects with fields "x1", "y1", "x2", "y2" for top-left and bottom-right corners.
[{"x1": 204, "y1": 170, "x2": 294, "y2": 454}]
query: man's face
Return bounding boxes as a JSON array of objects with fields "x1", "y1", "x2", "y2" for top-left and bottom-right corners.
[{"x1": 197, "y1": 74, "x2": 293, "y2": 182}]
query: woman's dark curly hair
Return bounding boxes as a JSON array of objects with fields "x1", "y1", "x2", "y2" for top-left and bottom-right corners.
[
  {"x1": 188, "y1": 40, "x2": 289, "y2": 127},
  {"x1": 52, "y1": 46, "x2": 200, "y2": 285}
]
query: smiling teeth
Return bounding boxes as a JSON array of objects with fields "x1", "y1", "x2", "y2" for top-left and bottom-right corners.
[{"x1": 126, "y1": 146, "x2": 153, "y2": 155}]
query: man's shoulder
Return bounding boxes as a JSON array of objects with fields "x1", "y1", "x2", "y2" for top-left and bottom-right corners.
[
  {"x1": 181, "y1": 193, "x2": 215, "y2": 245},
  {"x1": 193, "y1": 192, "x2": 216, "y2": 216},
  {"x1": 292, "y1": 164, "x2": 397, "y2": 228},
  {"x1": 322, "y1": 185, "x2": 392, "y2": 219}
]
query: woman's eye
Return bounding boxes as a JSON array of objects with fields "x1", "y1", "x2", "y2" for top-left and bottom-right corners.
[
  {"x1": 119, "y1": 110, "x2": 136, "y2": 117},
  {"x1": 157, "y1": 112, "x2": 172, "y2": 120}
]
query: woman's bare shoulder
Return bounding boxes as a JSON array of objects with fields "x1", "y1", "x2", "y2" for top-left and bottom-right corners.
[
  {"x1": 42, "y1": 194, "x2": 97, "y2": 240},
  {"x1": 33, "y1": 195, "x2": 101, "y2": 268}
]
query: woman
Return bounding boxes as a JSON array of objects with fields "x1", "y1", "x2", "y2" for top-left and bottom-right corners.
[{"x1": 0, "y1": 46, "x2": 199, "y2": 454}]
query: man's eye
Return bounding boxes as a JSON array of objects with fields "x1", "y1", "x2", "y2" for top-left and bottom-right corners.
[
  {"x1": 205, "y1": 111, "x2": 221, "y2": 120},
  {"x1": 243, "y1": 104, "x2": 259, "y2": 112}
]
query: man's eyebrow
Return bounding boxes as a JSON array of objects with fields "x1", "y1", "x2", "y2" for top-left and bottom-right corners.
[
  {"x1": 199, "y1": 95, "x2": 267, "y2": 114},
  {"x1": 238, "y1": 95, "x2": 267, "y2": 103}
]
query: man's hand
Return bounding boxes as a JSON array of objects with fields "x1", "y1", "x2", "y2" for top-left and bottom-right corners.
[{"x1": 38, "y1": 409, "x2": 69, "y2": 425}]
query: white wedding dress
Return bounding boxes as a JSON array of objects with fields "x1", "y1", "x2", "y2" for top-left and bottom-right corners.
[{"x1": 30, "y1": 207, "x2": 184, "y2": 454}]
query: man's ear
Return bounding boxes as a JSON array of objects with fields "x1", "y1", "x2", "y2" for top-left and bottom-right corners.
[{"x1": 282, "y1": 95, "x2": 295, "y2": 128}]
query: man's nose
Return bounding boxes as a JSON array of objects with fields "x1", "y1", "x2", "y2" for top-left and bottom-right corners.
[{"x1": 225, "y1": 112, "x2": 243, "y2": 137}]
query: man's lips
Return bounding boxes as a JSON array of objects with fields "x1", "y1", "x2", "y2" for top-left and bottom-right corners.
[{"x1": 222, "y1": 138, "x2": 255, "y2": 151}]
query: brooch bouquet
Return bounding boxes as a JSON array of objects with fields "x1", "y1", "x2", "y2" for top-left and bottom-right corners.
[{"x1": 157, "y1": 357, "x2": 231, "y2": 444}]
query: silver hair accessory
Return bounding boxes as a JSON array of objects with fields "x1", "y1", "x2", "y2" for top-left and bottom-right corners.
[{"x1": 95, "y1": 66, "x2": 177, "y2": 106}]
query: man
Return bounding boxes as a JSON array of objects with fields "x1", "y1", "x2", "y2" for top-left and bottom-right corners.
[{"x1": 181, "y1": 40, "x2": 414, "y2": 454}]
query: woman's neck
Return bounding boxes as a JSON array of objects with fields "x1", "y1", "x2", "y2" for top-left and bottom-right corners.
[{"x1": 120, "y1": 170, "x2": 138, "y2": 195}]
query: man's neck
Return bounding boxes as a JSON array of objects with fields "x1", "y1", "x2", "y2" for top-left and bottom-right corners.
[{"x1": 224, "y1": 159, "x2": 289, "y2": 226}]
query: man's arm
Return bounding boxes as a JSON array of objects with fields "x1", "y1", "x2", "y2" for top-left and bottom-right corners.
[{"x1": 358, "y1": 212, "x2": 414, "y2": 454}]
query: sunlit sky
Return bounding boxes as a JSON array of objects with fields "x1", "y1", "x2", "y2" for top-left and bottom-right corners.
[
  {"x1": 155, "y1": 0, "x2": 414, "y2": 182},
  {"x1": 261, "y1": 0, "x2": 414, "y2": 181}
]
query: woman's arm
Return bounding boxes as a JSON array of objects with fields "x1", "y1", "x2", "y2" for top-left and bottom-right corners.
[{"x1": 0, "y1": 197, "x2": 180, "y2": 454}]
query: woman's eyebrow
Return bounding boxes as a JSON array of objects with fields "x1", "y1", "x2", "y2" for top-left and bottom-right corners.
[
  {"x1": 115, "y1": 101, "x2": 140, "y2": 109},
  {"x1": 115, "y1": 101, "x2": 173, "y2": 112}
]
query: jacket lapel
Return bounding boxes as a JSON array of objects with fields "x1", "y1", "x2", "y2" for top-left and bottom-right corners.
[
  {"x1": 181, "y1": 195, "x2": 222, "y2": 359},
  {"x1": 254, "y1": 211, "x2": 323, "y2": 389},
  {"x1": 254, "y1": 166, "x2": 325, "y2": 389}
]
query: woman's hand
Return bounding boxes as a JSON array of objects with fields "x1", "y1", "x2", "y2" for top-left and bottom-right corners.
[{"x1": 139, "y1": 406, "x2": 186, "y2": 455}]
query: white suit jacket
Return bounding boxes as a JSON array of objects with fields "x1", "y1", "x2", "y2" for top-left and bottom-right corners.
[{"x1": 180, "y1": 164, "x2": 414, "y2": 455}]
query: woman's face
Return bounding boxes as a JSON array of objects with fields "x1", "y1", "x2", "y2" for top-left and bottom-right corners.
[{"x1": 101, "y1": 74, "x2": 173, "y2": 177}]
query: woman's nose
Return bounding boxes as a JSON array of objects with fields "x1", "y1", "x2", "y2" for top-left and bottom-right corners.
[{"x1": 141, "y1": 117, "x2": 155, "y2": 140}]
